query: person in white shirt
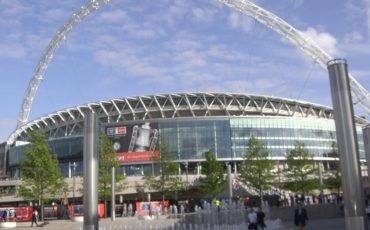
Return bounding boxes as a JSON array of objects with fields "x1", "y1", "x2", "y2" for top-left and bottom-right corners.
[{"x1": 248, "y1": 208, "x2": 257, "y2": 230}]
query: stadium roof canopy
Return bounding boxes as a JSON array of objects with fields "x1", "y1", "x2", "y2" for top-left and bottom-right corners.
[{"x1": 9, "y1": 92, "x2": 364, "y2": 145}]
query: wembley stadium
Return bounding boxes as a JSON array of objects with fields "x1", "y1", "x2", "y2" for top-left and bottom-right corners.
[{"x1": 0, "y1": 92, "x2": 368, "y2": 204}]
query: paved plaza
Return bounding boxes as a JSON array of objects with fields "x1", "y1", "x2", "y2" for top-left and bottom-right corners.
[
  {"x1": 0, "y1": 204, "x2": 362, "y2": 230},
  {"x1": 4, "y1": 216, "x2": 349, "y2": 230}
]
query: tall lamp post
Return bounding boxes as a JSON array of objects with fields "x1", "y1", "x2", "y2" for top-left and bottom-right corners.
[
  {"x1": 70, "y1": 162, "x2": 77, "y2": 204},
  {"x1": 317, "y1": 158, "x2": 324, "y2": 204},
  {"x1": 184, "y1": 162, "x2": 189, "y2": 202}
]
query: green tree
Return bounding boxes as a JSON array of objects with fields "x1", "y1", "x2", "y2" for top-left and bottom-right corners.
[
  {"x1": 283, "y1": 141, "x2": 318, "y2": 194},
  {"x1": 99, "y1": 133, "x2": 126, "y2": 217},
  {"x1": 324, "y1": 142, "x2": 341, "y2": 194},
  {"x1": 143, "y1": 140, "x2": 184, "y2": 203},
  {"x1": 239, "y1": 136, "x2": 275, "y2": 205},
  {"x1": 197, "y1": 150, "x2": 227, "y2": 199},
  {"x1": 18, "y1": 131, "x2": 67, "y2": 221}
]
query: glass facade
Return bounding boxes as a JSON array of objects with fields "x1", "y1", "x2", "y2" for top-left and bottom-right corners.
[
  {"x1": 6, "y1": 117, "x2": 366, "y2": 177},
  {"x1": 230, "y1": 118, "x2": 339, "y2": 158},
  {"x1": 160, "y1": 119, "x2": 231, "y2": 160},
  {"x1": 230, "y1": 117, "x2": 365, "y2": 158},
  {"x1": 9, "y1": 136, "x2": 84, "y2": 177}
]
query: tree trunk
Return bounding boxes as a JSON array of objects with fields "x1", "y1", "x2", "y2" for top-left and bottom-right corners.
[
  {"x1": 104, "y1": 199, "x2": 107, "y2": 218},
  {"x1": 40, "y1": 199, "x2": 44, "y2": 222},
  {"x1": 259, "y1": 187, "x2": 263, "y2": 207},
  {"x1": 162, "y1": 194, "x2": 165, "y2": 213}
]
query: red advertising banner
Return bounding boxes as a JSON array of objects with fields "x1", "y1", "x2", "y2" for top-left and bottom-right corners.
[
  {"x1": 116, "y1": 151, "x2": 159, "y2": 163},
  {"x1": 135, "y1": 201, "x2": 169, "y2": 216}
]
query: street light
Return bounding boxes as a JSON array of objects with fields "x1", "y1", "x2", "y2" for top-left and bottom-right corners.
[
  {"x1": 184, "y1": 162, "x2": 189, "y2": 202},
  {"x1": 70, "y1": 162, "x2": 77, "y2": 204},
  {"x1": 317, "y1": 153, "x2": 326, "y2": 204}
]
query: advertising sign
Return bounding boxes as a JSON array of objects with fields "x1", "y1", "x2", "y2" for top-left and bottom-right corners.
[
  {"x1": 135, "y1": 201, "x2": 169, "y2": 217},
  {"x1": 106, "y1": 122, "x2": 159, "y2": 163}
]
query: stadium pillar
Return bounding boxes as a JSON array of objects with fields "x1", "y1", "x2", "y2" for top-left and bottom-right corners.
[
  {"x1": 363, "y1": 125, "x2": 370, "y2": 185},
  {"x1": 83, "y1": 112, "x2": 99, "y2": 230},
  {"x1": 327, "y1": 59, "x2": 368, "y2": 230}
]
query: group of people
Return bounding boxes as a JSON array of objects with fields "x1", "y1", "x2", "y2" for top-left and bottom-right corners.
[
  {"x1": 247, "y1": 207, "x2": 266, "y2": 230},
  {"x1": 247, "y1": 202, "x2": 308, "y2": 230},
  {"x1": 281, "y1": 193, "x2": 342, "y2": 207}
]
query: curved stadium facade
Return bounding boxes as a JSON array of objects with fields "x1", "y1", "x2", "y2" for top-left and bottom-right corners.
[{"x1": 1, "y1": 93, "x2": 368, "y2": 202}]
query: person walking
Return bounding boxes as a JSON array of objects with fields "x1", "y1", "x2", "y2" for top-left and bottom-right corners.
[
  {"x1": 214, "y1": 199, "x2": 221, "y2": 212},
  {"x1": 2, "y1": 209, "x2": 7, "y2": 222},
  {"x1": 294, "y1": 202, "x2": 308, "y2": 230},
  {"x1": 31, "y1": 209, "x2": 39, "y2": 227},
  {"x1": 256, "y1": 207, "x2": 266, "y2": 230},
  {"x1": 248, "y1": 208, "x2": 257, "y2": 230}
]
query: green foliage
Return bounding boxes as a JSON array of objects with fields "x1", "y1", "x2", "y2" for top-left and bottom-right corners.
[
  {"x1": 98, "y1": 133, "x2": 126, "y2": 202},
  {"x1": 239, "y1": 136, "x2": 275, "y2": 199},
  {"x1": 324, "y1": 142, "x2": 341, "y2": 193},
  {"x1": 143, "y1": 141, "x2": 184, "y2": 202},
  {"x1": 197, "y1": 150, "x2": 226, "y2": 199},
  {"x1": 18, "y1": 131, "x2": 67, "y2": 221},
  {"x1": 283, "y1": 141, "x2": 318, "y2": 194}
]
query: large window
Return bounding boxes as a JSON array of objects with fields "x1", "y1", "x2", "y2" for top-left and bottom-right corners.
[
  {"x1": 230, "y1": 118, "x2": 365, "y2": 158},
  {"x1": 159, "y1": 119, "x2": 232, "y2": 160}
]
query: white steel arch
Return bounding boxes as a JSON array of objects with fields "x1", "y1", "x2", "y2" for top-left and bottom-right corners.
[
  {"x1": 216, "y1": 0, "x2": 370, "y2": 112},
  {"x1": 16, "y1": 0, "x2": 112, "y2": 129},
  {"x1": 15, "y1": 0, "x2": 370, "y2": 138}
]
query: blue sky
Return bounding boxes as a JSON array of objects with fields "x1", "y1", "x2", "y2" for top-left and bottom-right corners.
[{"x1": 1, "y1": 0, "x2": 370, "y2": 142}]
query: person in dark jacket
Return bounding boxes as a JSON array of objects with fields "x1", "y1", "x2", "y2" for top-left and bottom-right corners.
[
  {"x1": 31, "y1": 208, "x2": 39, "y2": 227},
  {"x1": 294, "y1": 202, "x2": 308, "y2": 230},
  {"x1": 256, "y1": 207, "x2": 266, "y2": 230}
]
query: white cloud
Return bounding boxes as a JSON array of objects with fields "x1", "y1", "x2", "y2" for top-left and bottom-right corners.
[
  {"x1": 0, "y1": 43, "x2": 26, "y2": 59},
  {"x1": 121, "y1": 22, "x2": 165, "y2": 39},
  {"x1": 201, "y1": 78, "x2": 291, "y2": 97},
  {"x1": 161, "y1": 0, "x2": 192, "y2": 27},
  {"x1": 173, "y1": 50, "x2": 208, "y2": 70},
  {"x1": 192, "y1": 8, "x2": 214, "y2": 22},
  {"x1": 167, "y1": 37, "x2": 201, "y2": 51},
  {"x1": 42, "y1": 8, "x2": 70, "y2": 23},
  {"x1": 292, "y1": 0, "x2": 305, "y2": 8},
  {"x1": 228, "y1": 12, "x2": 254, "y2": 33},
  {"x1": 93, "y1": 48, "x2": 168, "y2": 80},
  {"x1": 344, "y1": 31, "x2": 364, "y2": 43},
  {"x1": 301, "y1": 27, "x2": 340, "y2": 56},
  {"x1": 206, "y1": 44, "x2": 250, "y2": 62},
  {"x1": 365, "y1": 0, "x2": 370, "y2": 35},
  {"x1": 0, "y1": 0, "x2": 31, "y2": 16},
  {"x1": 98, "y1": 9, "x2": 128, "y2": 24}
]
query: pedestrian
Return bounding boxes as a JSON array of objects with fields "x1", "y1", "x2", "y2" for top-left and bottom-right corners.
[
  {"x1": 31, "y1": 208, "x2": 39, "y2": 227},
  {"x1": 214, "y1": 198, "x2": 221, "y2": 212},
  {"x1": 2, "y1": 209, "x2": 7, "y2": 222},
  {"x1": 248, "y1": 208, "x2": 257, "y2": 230},
  {"x1": 256, "y1": 207, "x2": 266, "y2": 230},
  {"x1": 294, "y1": 202, "x2": 308, "y2": 230}
]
